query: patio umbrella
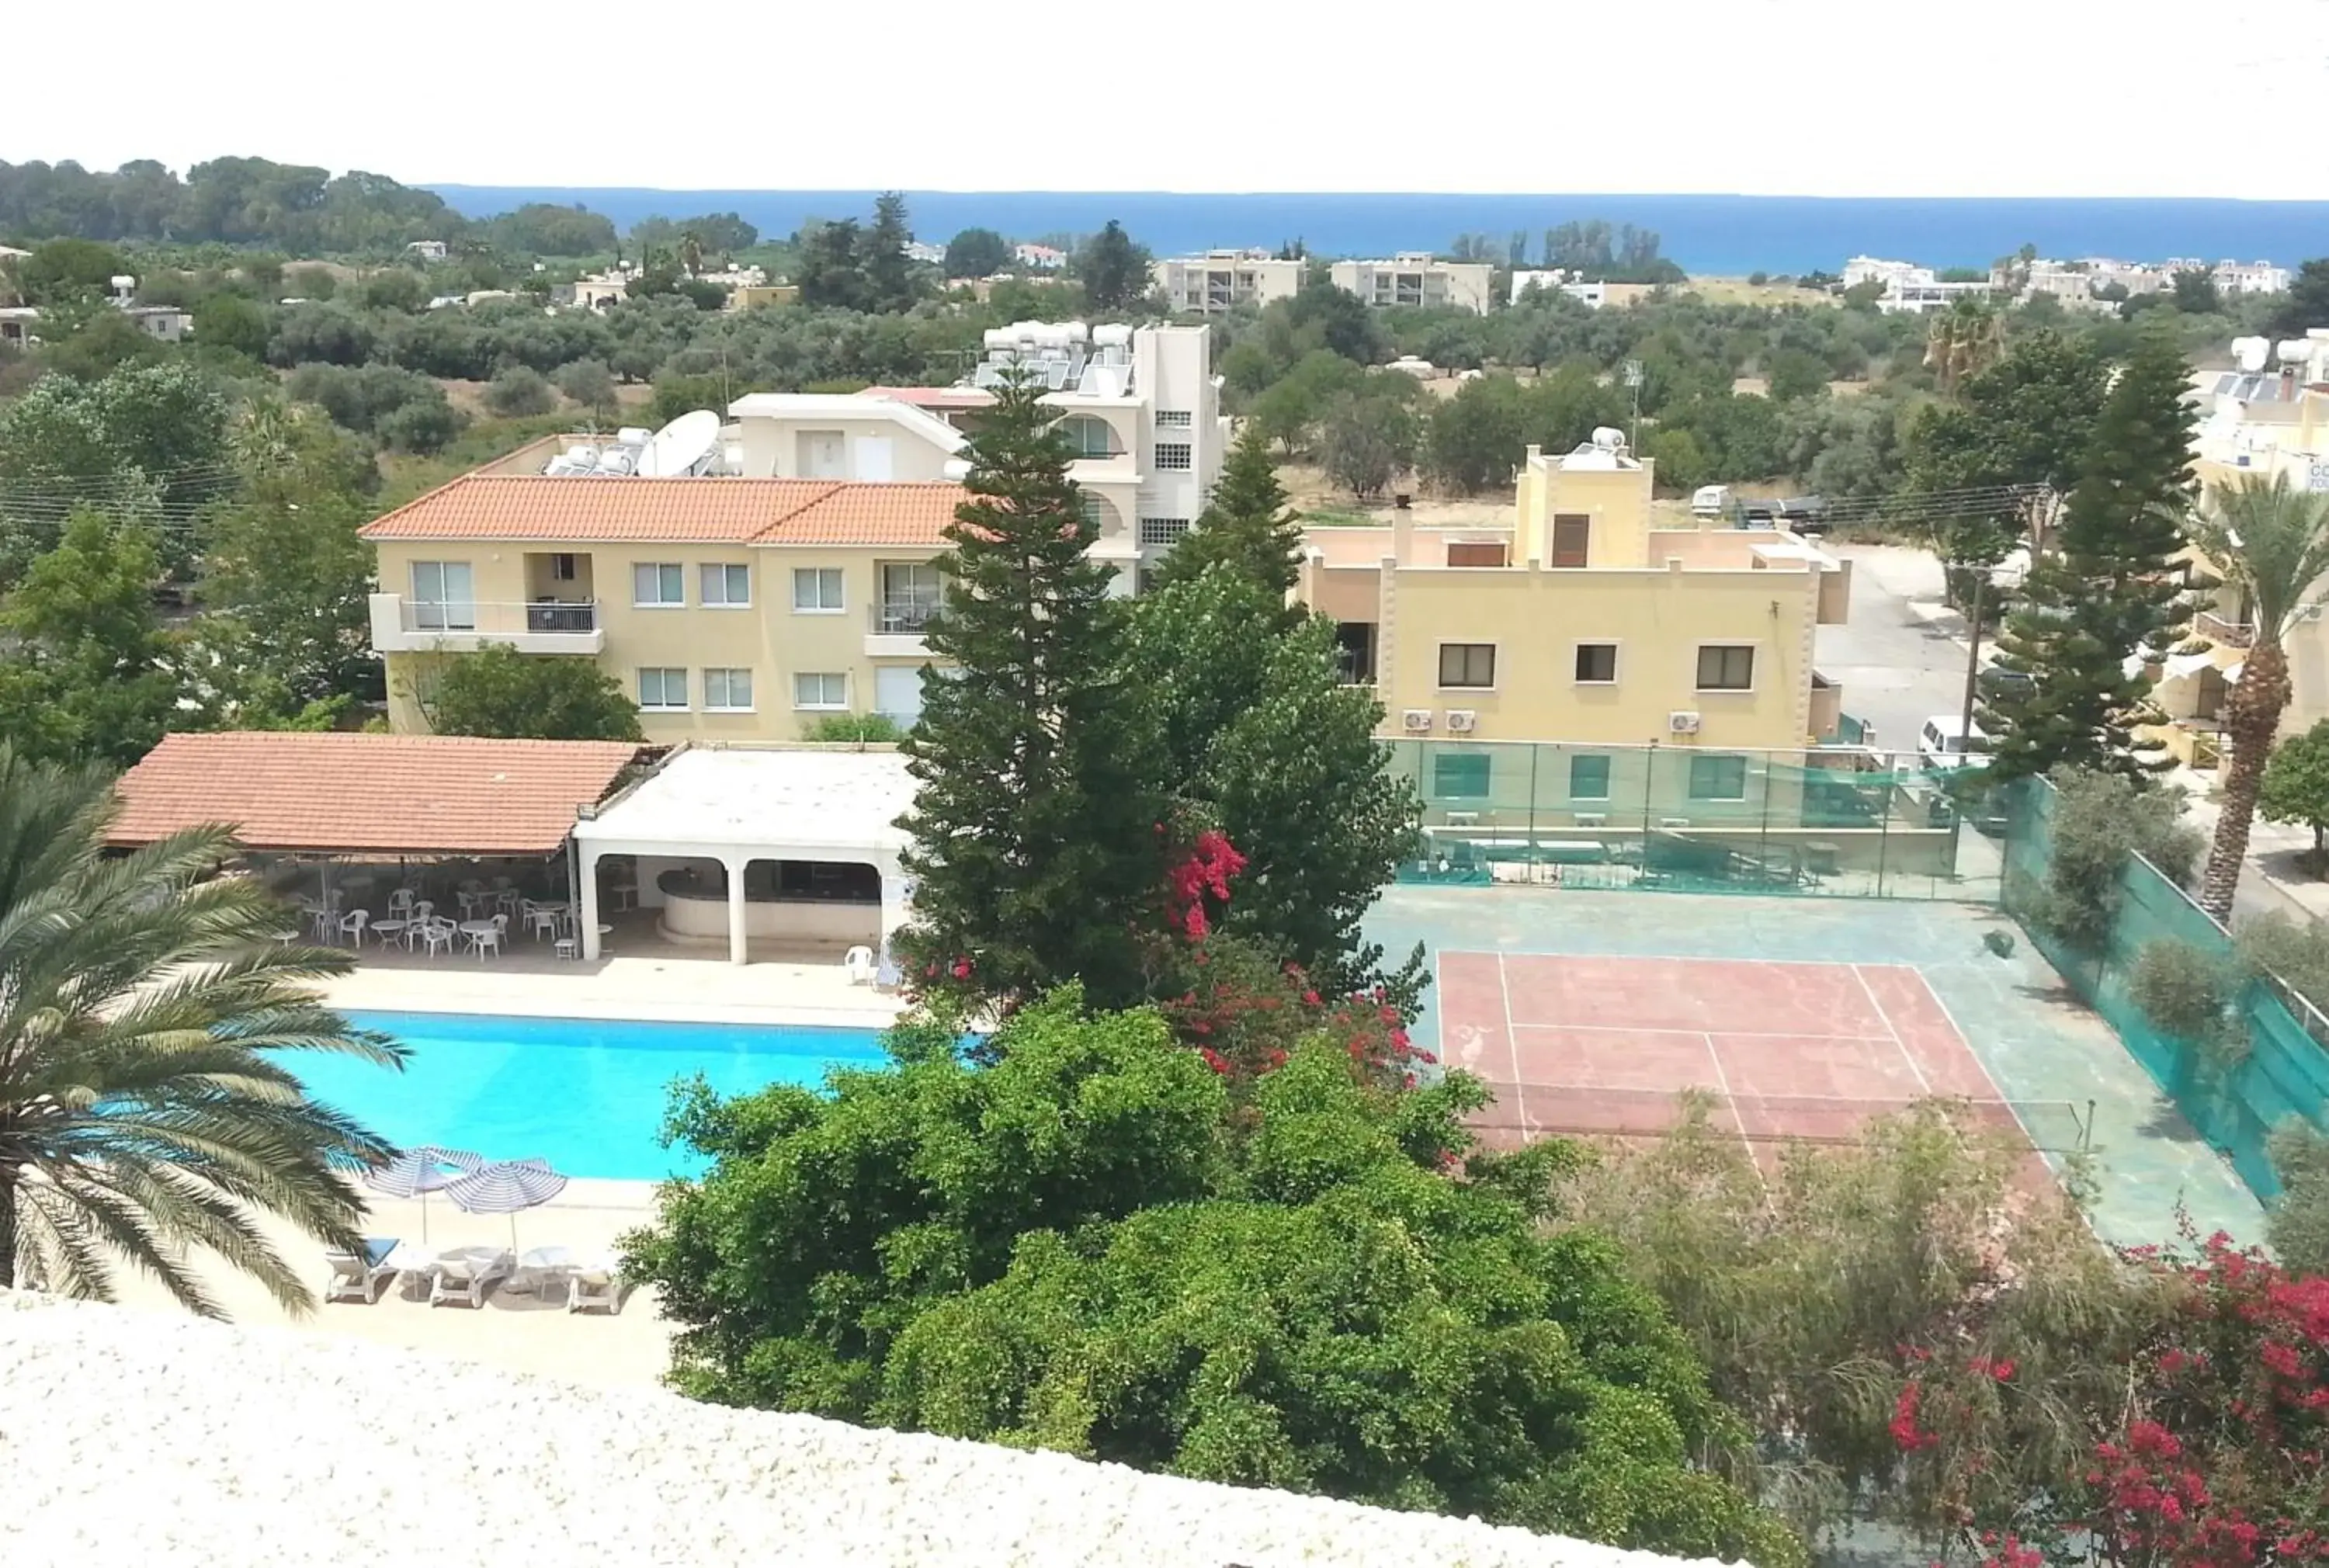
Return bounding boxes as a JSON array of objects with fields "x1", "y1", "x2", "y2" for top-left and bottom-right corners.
[
  {"x1": 444, "y1": 1157, "x2": 571, "y2": 1251},
  {"x1": 362, "y1": 1145, "x2": 486, "y2": 1244}
]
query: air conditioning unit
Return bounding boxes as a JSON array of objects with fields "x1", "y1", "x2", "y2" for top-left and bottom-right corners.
[
  {"x1": 1668, "y1": 710, "x2": 1702, "y2": 734},
  {"x1": 1401, "y1": 709, "x2": 1435, "y2": 734},
  {"x1": 1444, "y1": 709, "x2": 1477, "y2": 734},
  {"x1": 1445, "y1": 811, "x2": 1480, "y2": 828},
  {"x1": 1574, "y1": 813, "x2": 1608, "y2": 828}
]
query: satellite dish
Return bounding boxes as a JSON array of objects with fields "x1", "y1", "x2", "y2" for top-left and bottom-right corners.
[{"x1": 638, "y1": 411, "x2": 721, "y2": 477}]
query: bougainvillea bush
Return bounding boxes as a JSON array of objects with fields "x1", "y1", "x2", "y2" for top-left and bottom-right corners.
[{"x1": 1890, "y1": 1230, "x2": 2329, "y2": 1567}]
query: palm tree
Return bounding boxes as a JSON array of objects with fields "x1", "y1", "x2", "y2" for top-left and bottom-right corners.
[
  {"x1": 0, "y1": 746, "x2": 404, "y2": 1316},
  {"x1": 1924, "y1": 299, "x2": 2005, "y2": 395},
  {"x1": 2182, "y1": 473, "x2": 2329, "y2": 920}
]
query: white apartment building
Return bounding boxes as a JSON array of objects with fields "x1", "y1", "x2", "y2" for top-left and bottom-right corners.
[
  {"x1": 2211, "y1": 258, "x2": 2293, "y2": 295},
  {"x1": 1329, "y1": 255, "x2": 1494, "y2": 315},
  {"x1": 733, "y1": 321, "x2": 1228, "y2": 591},
  {"x1": 1509, "y1": 270, "x2": 1606, "y2": 308},
  {"x1": 1841, "y1": 255, "x2": 1992, "y2": 314},
  {"x1": 1152, "y1": 251, "x2": 1305, "y2": 314}
]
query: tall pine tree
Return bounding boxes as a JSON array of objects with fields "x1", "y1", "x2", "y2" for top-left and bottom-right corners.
[
  {"x1": 1984, "y1": 324, "x2": 2196, "y2": 779},
  {"x1": 894, "y1": 370, "x2": 1166, "y2": 1012},
  {"x1": 1145, "y1": 424, "x2": 1303, "y2": 609}
]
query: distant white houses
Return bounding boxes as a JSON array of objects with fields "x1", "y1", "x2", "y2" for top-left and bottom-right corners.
[
  {"x1": 1328, "y1": 254, "x2": 1494, "y2": 315},
  {"x1": 1841, "y1": 255, "x2": 1994, "y2": 314},
  {"x1": 1509, "y1": 270, "x2": 1606, "y2": 309},
  {"x1": 0, "y1": 276, "x2": 190, "y2": 345},
  {"x1": 902, "y1": 241, "x2": 946, "y2": 265},
  {"x1": 1152, "y1": 250, "x2": 1306, "y2": 314},
  {"x1": 405, "y1": 240, "x2": 449, "y2": 262},
  {"x1": 1993, "y1": 255, "x2": 2289, "y2": 310},
  {"x1": 1012, "y1": 243, "x2": 1067, "y2": 270}
]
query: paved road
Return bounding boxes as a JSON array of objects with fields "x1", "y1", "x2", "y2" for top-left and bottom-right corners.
[
  {"x1": 1819, "y1": 546, "x2": 2317, "y2": 928},
  {"x1": 1815, "y1": 545, "x2": 1976, "y2": 762}
]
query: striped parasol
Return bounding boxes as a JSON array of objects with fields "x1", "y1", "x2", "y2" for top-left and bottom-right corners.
[
  {"x1": 445, "y1": 1157, "x2": 571, "y2": 1251},
  {"x1": 362, "y1": 1146, "x2": 486, "y2": 1243}
]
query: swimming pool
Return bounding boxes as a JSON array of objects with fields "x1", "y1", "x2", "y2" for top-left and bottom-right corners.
[{"x1": 297, "y1": 1011, "x2": 894, "y2": 1181}]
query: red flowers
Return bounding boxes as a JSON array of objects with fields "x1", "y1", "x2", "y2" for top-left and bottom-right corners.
[{"x1": 1162, "y1": 830, "x2": 1248, "y2": 941}]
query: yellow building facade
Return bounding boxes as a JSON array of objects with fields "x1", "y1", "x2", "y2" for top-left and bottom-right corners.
[
  {"x1": 361, "y1": 474, "x2": 960, "y2": 741},
  {"x1": 1298, "y1": 436, "x2": 1850, "y2": 749}
]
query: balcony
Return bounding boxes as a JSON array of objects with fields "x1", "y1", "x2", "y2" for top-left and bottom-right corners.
[
  {"x1": 2195, "y1": 610, "x2": 2254, "y2": 648},
  {"x1": 866, "y1": 599, "x2": 939, "y2": 657},
  {"x1": 367, "y1": 594, "x2": 606, "y2": 655}
]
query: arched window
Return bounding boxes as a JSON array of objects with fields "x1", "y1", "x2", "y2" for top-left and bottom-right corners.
[
  {"x1": 1076, "y1": 491, "x2": 1120, "y2": 535},
  {"x1": 1055, "y1": 415, "x2": 1118, "y2": 459}
]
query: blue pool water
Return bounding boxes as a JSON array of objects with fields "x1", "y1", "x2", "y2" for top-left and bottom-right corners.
[{"x1": 299, "y1": 1011, "x2": 893, "y2": 1180}]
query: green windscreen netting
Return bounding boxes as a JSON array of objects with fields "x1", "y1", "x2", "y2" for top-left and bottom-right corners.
[
  {"x1": 2001, "y1": 775, "x2": 2329, "y2": 1201},
  {"x1": 1386, "y1": 739, "x2": 2003, "y2": 901}
]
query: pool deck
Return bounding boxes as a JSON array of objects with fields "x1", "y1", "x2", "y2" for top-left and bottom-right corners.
[
  {"x1": 109, "y1": 1178, "x2": 676, "y2": 1390},
  {"x1": 314, "y1": 908, "x2": 907, "y2": 1031}
]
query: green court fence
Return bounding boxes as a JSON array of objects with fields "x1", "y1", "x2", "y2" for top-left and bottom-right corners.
[
  {"x1": 2001, "y1": 776, "x2": 2329, "y2": 1202},
  {"x1": 1386, "y1": 740, "x2": 2001, "y2": 902}
]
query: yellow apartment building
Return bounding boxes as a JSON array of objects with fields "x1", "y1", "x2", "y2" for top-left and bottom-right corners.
[
  {"x1": 1296, "y1": 432, "x2": 1853, "y2": 828},
  {"x1": 361, "y1": 475, "x2": 962, "y2": 741}
]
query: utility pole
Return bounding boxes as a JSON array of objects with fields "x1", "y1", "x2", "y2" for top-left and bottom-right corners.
[
  {"x1": 1623, "y1": 359, "x2": 1643, "y2": 451},
  {"x1": 1956, "y1": 571, "x2": 1986, "y2": 756}
]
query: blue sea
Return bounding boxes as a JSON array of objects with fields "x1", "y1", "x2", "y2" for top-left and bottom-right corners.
[{"x1": 422, "y1": 188, "x2": 2329, "y2": 275}]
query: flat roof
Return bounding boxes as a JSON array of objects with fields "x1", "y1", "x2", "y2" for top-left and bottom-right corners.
[
  {"x1": 109, "y1": 733, "x2": 641, "y2": 857},
  {"x1": 574, "y1": 748, "x2": 915, "y2": 858}
]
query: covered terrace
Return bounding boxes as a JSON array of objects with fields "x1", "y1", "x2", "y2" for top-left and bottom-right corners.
[
  {"x1": 107, "y1": 731, "x2": 644, "y2": 934},
  {"x1": 572, "y1": 747, "x2": 915, "y2": 966}
]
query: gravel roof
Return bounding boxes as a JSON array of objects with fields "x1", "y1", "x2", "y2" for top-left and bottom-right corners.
[{"x1": 0, "y1": 1291, "x2": 1718, "y2": 1568}]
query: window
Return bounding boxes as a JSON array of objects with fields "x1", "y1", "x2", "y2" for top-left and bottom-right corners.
[
  {"x1": 1154, "y1": 442, "x2": 1193, "y2": 471},
  {"x1": 793, "y1": 672, "x2": 848, "y2": 709},
  {"x1": 408, "y1": 560, "x2": 474, "y2": 630},
  {"x1": 1550, "y1": 514, "x2": 1591, "y2": 568},
  {"x1": 1446, "y1": 541, "x2": 1508, "y2": 567},
  {"x1": 1155, "y1": 409, "x2": 1193, "y2": 428},
  {"x1": 1438, "y1": 643, "x2": 1496, "y2": 689},
  {"x1": 1139, "y1": 516, "x2": 1191, "y2": 547},
  {"x1": 700, "y1": 563, "x2": 751, "y2": 607},
  {"x1": 637, "y1": 668, "x2": 688, "y2": 710},
  {"x1": 1696, "y1": 644, "x2": 1756, "y2": 691},
  {"x1": 703, "y1": 668, "x2": 755, "y2": 711},
  {"x1": 1569, "y1": 754, "x2": 1612, "y2": 800},
  {"x1": 1057, "y1": 415, "x2": 1116, "y2": 459},
  {"x1": 548, "y1": 552, "x2": 578, "y2": 582},
  {"x1": 792, "y1": 567, "x2": 844, "y2": 612},
  {"x1": 879, "y1": 562, "x2": 942, "y2": 633},
  {"x1": 1433, "y1": 753, "x2": 1491, "y2": 800},
  {"x1": 1574, "y1": 643, "x2": 1618, "y2": 683},
  {"x1": 1689, "y1": 755, "x2": 1749, "y2": 801},
  {"x1": 632, "y1": 562, "x2": 685, "y2": 607}
]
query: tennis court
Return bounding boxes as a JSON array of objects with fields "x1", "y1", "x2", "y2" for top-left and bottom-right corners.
[{"x1": 1440, "y1": 951, "x2": 2090, "y2": 1156}]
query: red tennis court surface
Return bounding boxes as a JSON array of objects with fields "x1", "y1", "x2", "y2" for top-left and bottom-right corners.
[{"x1": 1438, "y1": 952, "x2": 2077, "y2": 1157}]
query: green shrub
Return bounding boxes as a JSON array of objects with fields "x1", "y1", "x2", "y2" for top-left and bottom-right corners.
[
  {"x1": 800, "y1": 712, "x2": 905, "y2": 744},
  {"x1": 2128, "y1": 938, "x2": 2246, "y2": 1065},
  {"x1": 2266, "y1": 1119, "x2": 2329, "y2": 1272}
]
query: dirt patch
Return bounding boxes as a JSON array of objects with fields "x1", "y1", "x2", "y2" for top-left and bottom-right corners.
[{"x1": 1278, "y1": 462, "x2": 1512, "y2": 527}]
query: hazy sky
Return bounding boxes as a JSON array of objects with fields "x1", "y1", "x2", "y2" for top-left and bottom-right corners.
[{"x1": 9, "y1": 0, "x2": 2329, "y2": 198}]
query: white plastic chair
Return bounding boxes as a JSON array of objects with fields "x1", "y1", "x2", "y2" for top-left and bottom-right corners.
[
  {"x1": 429, "y1": 1246, "x2": 514, "y2": 1309},
  {"x1": 421, "y1": 918, "x2": 457, "y2": 957},
  {"x1": 566, "y1": 1254, "x2": 623, "y2": 1314},
  {"x1": 842, "y1": 945, "x2": 876, "y2": 986},
  {"x1": 335, "y1": 909, "x2": 369, "y2": 946},
  {"x1": 387, "y1": 888, "x2": 417, "y2": 918},
  {"x1": 468, "y1": 913, "x2": 507, "y2": 960},
  {"x1": 528, "y1": 905, "x2": 561, "y2": 942},
  {"x1": 324, "y1": 1238, "x2": 399, "y2": 1305}
]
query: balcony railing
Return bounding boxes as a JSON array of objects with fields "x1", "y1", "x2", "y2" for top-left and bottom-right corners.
[
  {"x1": 2195, "y1": 610, "x2": 2254, "y2": 648},
  {"x1": 404, "y1": 599, "x2": 599, "y2": 635},
  {"x1": 871, "y1": 599, "x2": 941, "y2": 636}
]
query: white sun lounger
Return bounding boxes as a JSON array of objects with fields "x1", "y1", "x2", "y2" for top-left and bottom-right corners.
[
  {"x1": 566, "y1": 1254, "x2": 624, "y2": 1315},
  {"x1": 324, "y1": 1237, "x2": 400, "y2": 1304},
  {"x1": 429, "y1": 1245, "x2": 515, "y2": 1309}
]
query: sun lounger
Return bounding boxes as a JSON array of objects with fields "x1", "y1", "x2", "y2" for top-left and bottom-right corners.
[
  {"x1": 566, "y1": 1253, "x2": 624, "y2": 1315},
  {"x1": 429, "y1": 1244, "x2": 515, "y2": 1308},
  {"x1": 324, "y1": 1237, "x2": 401, "y2": 1304}
]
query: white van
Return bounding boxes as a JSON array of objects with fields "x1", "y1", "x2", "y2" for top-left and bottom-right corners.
[{"x1": 1918, "y1": 714, "x2": 1993, "y2": 772}]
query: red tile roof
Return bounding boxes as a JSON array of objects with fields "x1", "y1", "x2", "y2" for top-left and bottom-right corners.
[
  {"x1": 359, "y1": 475, "x2": 969, "y2": 547},
  {"x1": 108, "y1": 733, "x2": 642, "y2": 857}
]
